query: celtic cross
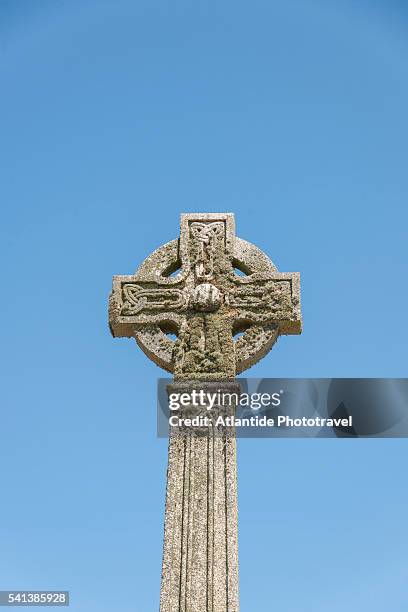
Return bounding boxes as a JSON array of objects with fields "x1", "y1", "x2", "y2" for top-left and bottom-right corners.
[
  {"x1": 109, "y1": 213, "x2": 301, "y2": 379},
  {"x1": 109, "y1": 213, "x2": 302, "y2": 612}
]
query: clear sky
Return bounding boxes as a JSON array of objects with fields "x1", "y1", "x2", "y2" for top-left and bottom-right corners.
[{"x1": 1, "y1": 0, "x2": 408, "y2": 610}]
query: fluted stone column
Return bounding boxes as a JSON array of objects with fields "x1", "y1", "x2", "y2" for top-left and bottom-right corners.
[{"x1": 160, "y1": 382, "x2": 240, "y2": 612}]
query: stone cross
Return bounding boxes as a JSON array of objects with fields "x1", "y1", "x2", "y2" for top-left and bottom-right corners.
[{"x1": 109, "y1": 213, "x2": 302, "y2": 611}]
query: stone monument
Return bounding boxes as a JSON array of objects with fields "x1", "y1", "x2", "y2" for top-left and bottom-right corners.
[{"x1": 109, "y1": 213, "x2": 302, "y2": 611}]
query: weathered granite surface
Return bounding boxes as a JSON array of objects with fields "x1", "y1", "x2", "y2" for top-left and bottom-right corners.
[
  {"x1": 109, "y1": 213, "x2": 302, "y2": 379},
  {"x1": 161, "y1": 381, "x2": 240, "y2": 612},
  {"x1": 109, "y1": 213, "x2": 302, "y2": 612}
]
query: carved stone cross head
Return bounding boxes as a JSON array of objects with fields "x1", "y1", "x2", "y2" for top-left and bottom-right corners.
[{"x1": 109, "y1": 213, "x2": 302, "y2": 380}]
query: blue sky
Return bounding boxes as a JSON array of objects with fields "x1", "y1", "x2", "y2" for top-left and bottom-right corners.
[{"x1": 1, "y1": 0, "x2": 408, "y2": 610}]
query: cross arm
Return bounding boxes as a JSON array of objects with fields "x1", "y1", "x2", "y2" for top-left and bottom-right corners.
[
  {"x1": 226, "y1": 272, "x2": 302, "y2": 335},
  {"x1": 109, "y1": 274, "x2": 187, "y2": 338}
]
